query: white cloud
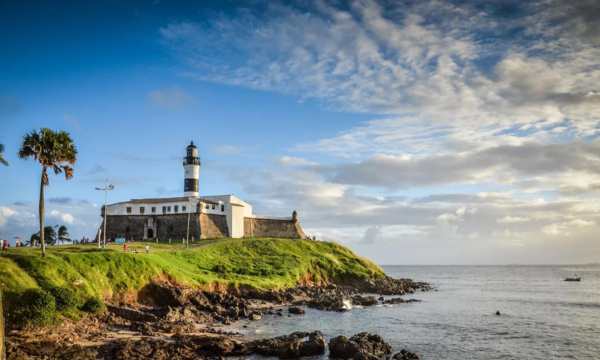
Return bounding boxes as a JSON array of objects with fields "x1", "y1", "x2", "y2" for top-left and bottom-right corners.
[
  {"x1": 148, "y1": 87, "x2": 192, "y2": 109},
  {"x1": 0, "y1": 206, "x2": 16, "y2": 227},
  {"x1": 160, "y1": 0, "x2": 600, "y2": 264},
  {"x1": 160, "y1": 1, "x2": 599, "y2": 133},
  {"x1": 497, "y1": 216, "x2": 530, "y2": 224},
  {"x1": 214, "y1": 145, "x2": 242, "y2": 156},
  {"x1": 49, "y1": 209, "x2": 75, "y2": 224},
  {"x1": 279, "y1": 156, "x2": 318, "y2": 167}
]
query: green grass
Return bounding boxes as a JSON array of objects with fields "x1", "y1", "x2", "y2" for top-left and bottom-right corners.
[{"x1": 1, "y1": 238, "x2": 383, "y2": 326}]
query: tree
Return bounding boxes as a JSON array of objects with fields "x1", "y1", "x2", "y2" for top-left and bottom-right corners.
[
  {"x1": 30, "y1": 226, "x2": 57, "y2": 246},
  {"x1": 19, "y1": 129, "x2": 77, "y2": 256},
  {"x1": 57, "y1": 225, "x2": 70, "y2": 244},
  {"x1": 0, "y1": 144, "x2": 8, "y2": 166}
]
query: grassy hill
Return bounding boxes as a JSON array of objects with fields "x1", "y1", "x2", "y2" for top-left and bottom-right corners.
[{"x1": 0, "y1": 238, "x2": 383, "y2": 326}]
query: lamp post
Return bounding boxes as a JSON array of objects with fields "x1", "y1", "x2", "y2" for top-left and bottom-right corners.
[{"x1": 95, "y1": 181, "x2": 114, "y2": 249}]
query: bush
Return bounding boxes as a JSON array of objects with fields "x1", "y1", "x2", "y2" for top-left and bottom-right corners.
[
  {"x1": 49, "y1": 286, "x2": 80, "y2": 310},
  {"x1": 81, "y1": 297, "x2": 105, "y2": 314},
  {"x1": 213, "y1": 264, "x2": 232, "y2": 274},
  {"x1": 9, "y1": 288, "x2": 56, "y2": 327}
]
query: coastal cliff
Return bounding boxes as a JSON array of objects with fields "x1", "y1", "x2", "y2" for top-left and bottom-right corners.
[{"x1": 1, "y1": 238, "x2": 429, "y2": 359}]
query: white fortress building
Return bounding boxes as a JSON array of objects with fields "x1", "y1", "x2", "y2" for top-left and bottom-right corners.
[{"x1": 99, "y1": 142, "x2": 305, "y2": 241}]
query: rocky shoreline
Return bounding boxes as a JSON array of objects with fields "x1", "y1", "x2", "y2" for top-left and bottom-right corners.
[{"x1": 7, "y1": 276, "x2": 431, "y2": 359}]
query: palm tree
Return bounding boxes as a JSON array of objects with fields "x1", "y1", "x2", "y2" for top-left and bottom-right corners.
[
  {"x1": 57, "y1": 225, "x2": 70, "y2": 244},
  {"x1": 0, "y1": 144, "x2": 8, "y2": 166},
  {"x1": 30, "y1": 226, "x2": 57, "y2": 246},
  {"x1": 19, "y1": 129, "x2": 77, "y2": 256}
]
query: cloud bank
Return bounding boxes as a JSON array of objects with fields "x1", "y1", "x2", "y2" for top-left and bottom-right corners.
[{"x1": 158, "y1": 0, "x2": 600, "y2": 264}]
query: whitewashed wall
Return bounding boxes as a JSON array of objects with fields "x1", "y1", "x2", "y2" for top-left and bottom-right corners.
[{"x1": 106, "y1": 198, "x2": 225, "y2": 216}]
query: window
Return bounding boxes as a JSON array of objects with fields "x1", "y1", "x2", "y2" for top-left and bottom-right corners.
[
  {"x1": 126, "y1": 207, "x2": 132, "y2": 214},
  {"x1": 162, "y1": 206, "x2": 166, "y2": 214},
  {"x1": 205, "y1": 204, "x2": 209, "y2": 209},
  {"x1": 221, "y1": 204, "x2": 225, "y2": 212},
  {"x1": 212, "y1": 204, "x2": 215, "y2": 210},
  {"x1": 151, "y1": 207, "x2": 156, "y2": 213},
  {"x1": 139, "y1": 206, "x2": 145, "y2": 214},
  {"x1": 174, "y1": 205, "x2": 179, "y2": 213},
  {"x1": 167, "y1": 206, "x2": 171, "y2": 212},
  {"x1": 182, "y1": 206, "x2": 186, "y2": 212}
]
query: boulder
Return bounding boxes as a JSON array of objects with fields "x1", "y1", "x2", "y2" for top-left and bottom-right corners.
[
  {"x1": 307, "y1": 293, "x2": 347, "y2": 311},
  {"x1": 383, "y1": 298, "x2": 421, "y2": 305},
  {"x1": 249, "y1": 331, "x2": 325, "y2": 359},
  {"x1": 351, "y1": 295, "x2": 378, "y2": 306},
  {"x1": 288, "y1": 306, "x2": 305, "y2": 315},
  {"x1": 392, "y1": 349, "x2": 420, "y2": 360},
  {"x1": 329, "y1": 336, "x2": 360, "y2": 358},
  {"x1": 329, "y1": 332, "x2": 392, "y2": 359},
  {"x1": 383, "y1": 297, "x2": 405, "y2": 304},
  {"x1": 137, "y1": 282, "x2": 191, "y2": 307},
  {"x1": 106, "y1": 305, "x2": 158, "y2": 323}
]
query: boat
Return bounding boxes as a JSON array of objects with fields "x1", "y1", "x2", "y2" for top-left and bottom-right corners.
[{"x1": 564, "y1": 276, "x2": 581, "y2": 282}]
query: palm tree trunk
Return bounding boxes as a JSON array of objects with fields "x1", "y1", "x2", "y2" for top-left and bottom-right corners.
[{"x1": 39, "y1": 168, "x2": 46, "y2": 257}]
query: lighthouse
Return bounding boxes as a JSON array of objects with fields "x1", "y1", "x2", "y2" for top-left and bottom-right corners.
[{"x1": 183, "y1": 141, "x2": 201, "y2": 197}]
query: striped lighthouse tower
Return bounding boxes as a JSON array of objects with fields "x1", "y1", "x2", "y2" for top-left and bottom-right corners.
[{"x1": 183, "y1": 141, "x2": 201, "y2": 197}]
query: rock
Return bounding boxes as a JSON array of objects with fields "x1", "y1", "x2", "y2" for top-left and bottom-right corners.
[
  {"x1": 351, "y1": 295, "x2": 378, "y2": 306},
  {"x1": 352, "y1": 276, "x2": 431, "y2": 296},
  {"x1": 249, "y1": 331, "x2": 325, "y2": 359},
  {"x1": 137, "y1": 282, "x2": 191, "y2": 307},
  {"x1": 307, "y1": 293, "x2": 347, "y2": 311},
  {"x1": 288, "y1": 306, "x2": 305, "y2": 315},
  {"x1": 383, "y1": 297, "x2": 405, "y2": 304},
  {"x1": 131, "y1": 321, "x2": 156, "y2": 336},
  {"x1": 329, "y1": 332, "x2": 392, "y2": 359},
  {"x1": 249, "y1": 311, "x2": 262, "y2": 321},
  {"x1": 393, "y1": 349, "x2": 420, "y2": 360},
  {"x1": 329, "y1": 336, "x2": 360, "y2": 358},
  {"x1": 383, "y1": 298, "x2": 421, "y2": 305},
  {"x1": 175, "y1": 334, "x2": 248, "y2": 356},
  {"x1": 106, "y1": 305, "x2": 158, "y2": 322},
  {"x1": 495, "y1": 310, "x2": 501, "y2": 316},
  {"x1": 107, "y1": 335, "x2": 248, "y2": 359}
]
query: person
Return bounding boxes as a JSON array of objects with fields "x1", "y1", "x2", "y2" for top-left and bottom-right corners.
[
  {"x1": 145, "y1": 245, "x2": 150, "y2": 254},
  {"x1": 2, "y1": 240, "x2": 8, "y2": 252},
  {"x1": 123, "y1": 243, "x2": 128, "y2": 252}
]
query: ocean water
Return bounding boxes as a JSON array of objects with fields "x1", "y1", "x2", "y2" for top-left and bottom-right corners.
[{"x1": 237, "y1": 265, "x2": 600, "y2": 359}]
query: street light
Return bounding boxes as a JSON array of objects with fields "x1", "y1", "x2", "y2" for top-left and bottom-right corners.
[{"x1": 95, "y1": 181, "x2": 114, "y2": 249}]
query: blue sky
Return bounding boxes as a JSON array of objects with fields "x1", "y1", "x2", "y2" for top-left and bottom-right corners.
[{"x1": 1, "y1": 0, "x2": 600, "y2": 264}]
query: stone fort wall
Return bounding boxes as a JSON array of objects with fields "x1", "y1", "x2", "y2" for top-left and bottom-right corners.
[
  {"x1": 199, "y1": 213, "x2": 229, "y2": 239},
  {"x1": 243, "y1": 217, "x2": 306, "y2": 239},
  {"x1": 100, "y1": 213, "x2": 228, "y2": 241},
  {"x1": 99, "y1": 214, "x2": 305, "y2": 241}
]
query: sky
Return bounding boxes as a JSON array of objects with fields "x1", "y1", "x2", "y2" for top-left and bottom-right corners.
[{"x1": 1, "y1": 0, "x2": 600, "y2": 265}]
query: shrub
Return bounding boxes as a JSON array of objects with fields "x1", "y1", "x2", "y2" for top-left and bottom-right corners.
[
  {"x1": 9, "y1": 288, "x2": 56, "y2": 327},
  {"x1": 213, "y1": 264, "x2": 232, "y2": 273},
  {"x1": 49, "y1": 286, "x2": 80, "y2": 310},
  {"x1": 81, "y1": 297, "x2": 105, "y2": 314}
]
